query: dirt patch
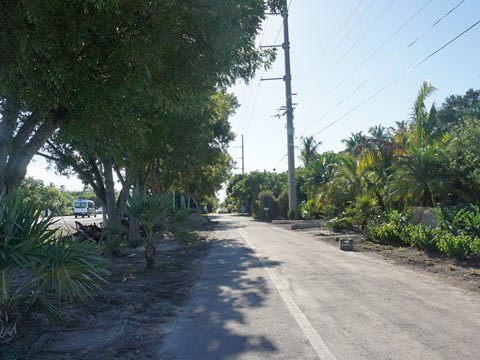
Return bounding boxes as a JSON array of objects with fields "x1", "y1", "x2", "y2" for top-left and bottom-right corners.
[
  {"x1": 1, "y1": 228, "x2": 215, "y2": 360},
  {"x1": 297, "y1": 227, "x2": 480, "y2": 293}
]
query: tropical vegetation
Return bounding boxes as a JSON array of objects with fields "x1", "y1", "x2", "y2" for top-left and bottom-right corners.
[{"x1": 225, "y1": 83, "x2": 480, "y2": 259}]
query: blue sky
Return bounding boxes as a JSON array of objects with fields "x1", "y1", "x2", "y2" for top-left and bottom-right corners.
[
  {"x1": 29, "y1": 0, "x2": 480, "y2": 189},
  {"x1": 228, "y1": 0, "x2": 480, "y2": 174}
]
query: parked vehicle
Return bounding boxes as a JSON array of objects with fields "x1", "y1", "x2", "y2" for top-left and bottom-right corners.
[
  {"x1": 74, "y1": 199, "x2": 96, "y2": 218},
  {"x1": 96, "y1": 207, "x2": 103, "y2": 214}
]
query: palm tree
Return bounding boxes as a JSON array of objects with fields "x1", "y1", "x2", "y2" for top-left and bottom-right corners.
[
  {"x1": 126, "y1": 191, "x2": 192, "y2": 270},
  {"x1": 388, "y1": 146, "x2": 450, "y2": 207},
  {"x1": 368, "y1": 125, "x2": 389, "y2": 140},
  {"x1": 320, "y1": 154, "x2": 364, "y2": 210},
  {"x1": 0, "y1": 192, "x2": 107, "y2": 343},
  {"x1": 410, "y1": 80, "x2": 438, "y2": 148},
  {"x1": 342, "y1": 132, "x2": 366, "y2": 156},
  {"x1": 300, "y1": 136, "x2": 321, "y2": 165}
]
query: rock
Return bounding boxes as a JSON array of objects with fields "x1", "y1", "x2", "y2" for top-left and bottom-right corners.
[{"x1": 412, "y1": 207, "x2": 439, "y2": 228}]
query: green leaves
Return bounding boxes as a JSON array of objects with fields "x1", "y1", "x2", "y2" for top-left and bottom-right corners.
[
  {"x1": 39, "y1": 239, "x2": 108, "y2": 305},
  {"x1": 126, "y1": 190, "x2": 194, "y2": 269},
  {"x1": 0, "y1": 193, "x2": 56, "y2": 270},
  {"x1": 0, "y1": 191, "x2": 108, "y2": 341}
]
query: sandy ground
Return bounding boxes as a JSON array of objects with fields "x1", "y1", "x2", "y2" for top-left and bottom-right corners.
[{"x1": 1, "y1": 233, "x2": 212, "y2": 360}]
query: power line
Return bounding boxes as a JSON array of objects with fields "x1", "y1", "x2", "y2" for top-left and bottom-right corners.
[
  {"x1": 300, "y1": 0, "x2": 466, "y2": 136},
  {"x1": 243, "y1": 0, "x2": 294, "y2": 137},
  {"x1": 244, "y1": 81, "x2": 262, "y2": 135},
  {"x1": 299, "y1": 0, "x2": 397, "y2": 117},
  {"x1": 327, "y1": 0, "x2": 377, "y2": 60},
  {"x1": 273, "y1": 153, "x2": 288, "y2": 170},
  {"x1": 302, "y1": 0, "x2": 431, "y2": 113},
  {"x1": 298, "y1": 0, "x2": 365, "y2": 85},
  {"x1": 313, "y1": 18, "x2": 480, "y2": 137},
  {"x1": 324, "y1": 0, "x2": 397, "y2": 79},
  {"x1": 239, "y1": 17, "x2": 269, "y2": 134},
  {"x1": 320, "y1": 0, "x2": 365, "y2": 58}
]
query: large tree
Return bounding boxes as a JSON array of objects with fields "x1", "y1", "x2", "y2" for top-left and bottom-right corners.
[{"x1": 0, "y1": 0, "x2": 273, "y2": 197}]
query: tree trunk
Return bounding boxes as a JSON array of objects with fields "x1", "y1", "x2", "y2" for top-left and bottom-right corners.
[
  {"x1": 180, "y1": 195, "x2": 186, "y2": 208},
  {"x1": 421, "y1": 183, "x2": 434, "y2": 207},
  {"x1": 4, "y1": 114, "x2": 60, "y2": 196},
  {"x1": 144, "y1": 242, "x2": 156, "y2": 270},
  {"x1": 128, "y1": 218, "x2": 141, "y2": 247},
  {"x1": 0, "y1": 97, "x2": 19, "y2": 197},
  {"x1": 103, "y1": 159, "x2": 121, "y2": 229},
  {"x1": 191, "y1": 196, "x2": 202, "y2": 215}
]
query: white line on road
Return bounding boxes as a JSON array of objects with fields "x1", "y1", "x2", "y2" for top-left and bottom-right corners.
[{"x1": 237, "y1": 228, "x2": 337, "y2": 360}]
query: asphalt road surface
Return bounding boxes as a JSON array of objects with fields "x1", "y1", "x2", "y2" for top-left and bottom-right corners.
[
  {"x1": 51, "y1": 214, "x2": 103, "y2": 231},
  {"x1": 160, "y1": 214, "x2": 480, "y2": 360}
]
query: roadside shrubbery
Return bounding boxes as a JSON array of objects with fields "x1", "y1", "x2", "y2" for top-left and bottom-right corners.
[
  {"x1": 365, "y1": 208, "x2": 480, "y2": 259},
  {"x1": 0, "y1": 192, "x2": 108, "y2": 343},
  {"x1": 436, "y1": 205, "x2": 480, "y2": 236},
  {"x1": 326, "y1": 217, "x2": 353, "y2": 232}
]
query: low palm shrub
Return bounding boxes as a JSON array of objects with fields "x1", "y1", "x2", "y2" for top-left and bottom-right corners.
[
  {"x1": 126, "y1": 191, "x2": 193, "y2": 270},
  {"x1": 0, "y1": 192, "x2": 107, "y2": 343}
]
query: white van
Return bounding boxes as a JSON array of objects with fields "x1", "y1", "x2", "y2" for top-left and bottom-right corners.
[{"x1": 73, "y1": 199, "x2": 96, "y2": 218}]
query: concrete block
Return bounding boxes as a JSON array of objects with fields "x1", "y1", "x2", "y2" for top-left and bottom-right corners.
[
  {"x1": 339, "y1": 239, "x2": 354, "y2": 251},
  {"x1": 290, "y1": 220, "x2": 323, "y2": 230}
]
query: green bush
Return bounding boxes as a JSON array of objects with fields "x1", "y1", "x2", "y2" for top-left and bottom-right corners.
[
  {"x1": 401, "y1": 224, "x2": 437, "y2": 251},
  {"x1": 300, "y1": 199, "x2": 318, "y2": 220},
  {"x1": 277, "y1": 189, "x2": 289, "y2": 219},
  {"x1": 435, "y1": 232, "x2": 473, "y2": 259},
  {"x1": 470, "y1": 238, "x2": 480, "y2": 257},
  {"x1": 288, "y1": 210, "x2": 295, "y2": 220},
  {"x1": 0, "y1": 192, "x2": 108, "y2": 343},
  {"x1": 326, "y1": 217, "x2": 353, "y2": 232},
  {"x1": 251, "y1": 190, "x2": 278, "y2": 219},
  {"x1": 364, "y1": 210, "x2": 414, "y2": 244},
  {"x1": 126, "y1": 191, "x2": 193, "y2": 270},
  {"x1": 367, "y1": 222, "x2": 404, "y2": 244},
  {"x1": 345, "y1": 195, "x2": 381, "y2": 227},
  {"x1": 436, "y1": 205, "x2": 480, "y2": 237}
]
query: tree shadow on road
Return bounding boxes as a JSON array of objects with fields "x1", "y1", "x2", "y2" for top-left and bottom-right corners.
[{"x1": 160, "y1": 231, "x2": 284, "y2": 359}]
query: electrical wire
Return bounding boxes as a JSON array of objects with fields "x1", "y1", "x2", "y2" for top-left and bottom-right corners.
[
  {"x1": 323, "y1": 0, "x2": 397, "y2": 80},
  {"x1": 300, "y1": 0, "x2": 466, "y2": 136},
  {"x1": 244, "y1": 0, "x2": 293, "y2": 137},
  {"x1": 327, "y1": 0, "x2": 377, "y2": 60},
  {"x1": 273, "y1": 153, "x2": 288, "y2": 171},
  {"x1": 303, "y1": 0, "x2": 431, "y2": 113},
  {"x1": 313, "y1": 18, "x2": 480, "y2": 137},
  {"x1": 239, "y1": 17, "x2": 270, "y2": 135},
  {"x1": 298, "y1": 0, "x2": 365, "y2": 85}
]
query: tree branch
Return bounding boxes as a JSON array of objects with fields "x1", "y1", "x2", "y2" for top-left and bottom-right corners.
[
  {"x1": 12, "y1": 112, "x2": 40, "y2": 150},
  {"x1": 36, "y1": 151, "x2": 60, "y2": 162}
]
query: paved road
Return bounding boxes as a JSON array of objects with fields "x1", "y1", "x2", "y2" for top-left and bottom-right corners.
[
  {"x1": 160, "y1": 214, "x2": 480, "y2": 359},
  {"x1": 51, "y1": 214, "x2": 103, "y2": 231}
]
